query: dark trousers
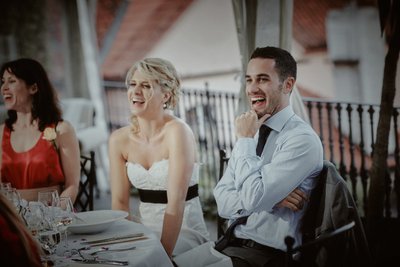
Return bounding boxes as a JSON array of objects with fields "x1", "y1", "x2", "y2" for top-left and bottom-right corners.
[{"x1": 220, "y1": 238, "x2": 285, "y2": 267}]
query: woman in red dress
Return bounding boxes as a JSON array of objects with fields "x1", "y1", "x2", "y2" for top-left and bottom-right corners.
[{"x1": 0, "y1": 58, "x2": 80, "y2": 202}]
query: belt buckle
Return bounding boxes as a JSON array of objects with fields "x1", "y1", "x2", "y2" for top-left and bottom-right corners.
[{"x1": 245, "y1": 239, "x2": 256, "y2": 248}]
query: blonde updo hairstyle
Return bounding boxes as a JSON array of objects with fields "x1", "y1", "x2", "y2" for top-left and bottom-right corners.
[{"x1": 125, "y1": 58, "x2": 181, "y2": 134}]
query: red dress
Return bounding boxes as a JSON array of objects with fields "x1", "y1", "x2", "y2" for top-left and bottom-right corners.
[{"x1": 1, "y1": 125, "x2": 65, "y2": 189}]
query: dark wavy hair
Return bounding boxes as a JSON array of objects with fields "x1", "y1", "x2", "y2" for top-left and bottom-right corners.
[
  {"x1": 250, "y1": 46, "x2": 297, "y2": 82},
  {"x1": 0, "y1": 58, "x2": 62, "y2": 131}
]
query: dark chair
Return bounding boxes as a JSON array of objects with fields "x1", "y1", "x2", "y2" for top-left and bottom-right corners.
[
  {"x1": 74, "y1": 151, "x2": 96, "y2": 212},
  {"x1": 285, "y1": 160, "x2": 371, "y2": 267},
  {"x1": 217, "y1": 149, "x2": 229, "y2": 239},
  {"x1": 285, "y1": 221, "x2": 356, "y2": 267}
]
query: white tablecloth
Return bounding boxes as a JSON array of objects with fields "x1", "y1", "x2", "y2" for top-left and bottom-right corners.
[{"x1": 53, "y1": 219, "x2": 173, "y2": 267}]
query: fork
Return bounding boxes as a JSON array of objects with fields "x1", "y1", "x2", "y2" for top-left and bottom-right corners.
[{"x1": 89, "y1": 245, "x2": 136, "y2": 255}]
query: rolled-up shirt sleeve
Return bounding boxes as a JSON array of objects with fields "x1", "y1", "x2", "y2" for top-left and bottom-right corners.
[
  {"x1": 213, "y1": 138, "x2": 257, "y2": 219},
  {"x1": 236, "y1": 133, "x2": 323, "y2": 212}
]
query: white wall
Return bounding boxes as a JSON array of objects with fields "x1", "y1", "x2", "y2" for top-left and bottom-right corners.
[{"x1": 146, "y1": 0, "x2": 241, "y2": 92}]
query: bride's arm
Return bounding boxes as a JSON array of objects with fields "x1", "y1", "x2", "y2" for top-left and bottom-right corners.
[
  {"x1": 109, "y1": 128, "x2": 131, "y2": 214},
  {"x1": 162, "y1": 120, "x2": 195, "y2": 257}
]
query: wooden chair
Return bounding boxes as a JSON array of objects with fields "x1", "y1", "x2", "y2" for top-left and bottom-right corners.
[{"x1": 74, "y1": 151, "x2": 96, "y2": 212}]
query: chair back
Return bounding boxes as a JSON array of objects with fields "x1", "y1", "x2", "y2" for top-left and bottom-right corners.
[
  {"x1": 285, "y1": 221, "x2": 356, "y2": 267},
  {"x1": 217, "y1": 149, "x2": 229, "y2": 238},
  {"x1": 74, "y1": 151, "x2": 96, "y2": 212},
  {"x1": 287, "y1": 160, "x2": 371, "y2": 267}
]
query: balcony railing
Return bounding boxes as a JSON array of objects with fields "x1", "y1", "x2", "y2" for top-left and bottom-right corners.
[{"x1": 104, "y1": 82, "x2": 400, "y2": 218}]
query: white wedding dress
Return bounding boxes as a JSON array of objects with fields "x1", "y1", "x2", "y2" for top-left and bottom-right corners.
[{"x1": 126, "y1": 159, "x2": 210, "y2": 255}]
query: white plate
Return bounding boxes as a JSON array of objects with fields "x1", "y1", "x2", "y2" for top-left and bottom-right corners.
[{"x1": 68, "y1": 210, "x2": 128, "y2": 234}]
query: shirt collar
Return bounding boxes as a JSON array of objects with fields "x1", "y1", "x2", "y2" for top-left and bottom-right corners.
[{"x1": 264, "y1": 105, "x2": 294, "y2": 132}]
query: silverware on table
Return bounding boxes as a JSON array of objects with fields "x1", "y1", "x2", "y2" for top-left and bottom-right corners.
[
  {"x1": 89, "y1": 245, "x2": 136, "y2": 255},
  {"x1": 72, "y1": 258, "x2": 129, "y2": 266},
  {"x1": 82, "y1": 233, "x2": 144, "y2": 245}
]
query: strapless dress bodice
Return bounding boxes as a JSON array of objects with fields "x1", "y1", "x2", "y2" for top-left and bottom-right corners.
[
  {"x1": 126, "y1": 159, "x2": 209, "y2": 255},
  {"x1": 126, "y1": 159, "x2": 199, "y2": 190}
]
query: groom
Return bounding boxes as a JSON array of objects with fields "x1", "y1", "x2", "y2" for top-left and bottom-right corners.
[{"x1": 213, "y1": 46, "x2": 323, "y2": 266}]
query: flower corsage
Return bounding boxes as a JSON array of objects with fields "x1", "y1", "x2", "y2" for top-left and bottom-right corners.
[{"x1": 43, "y1": 127, "x2": 58, "y2": 150}]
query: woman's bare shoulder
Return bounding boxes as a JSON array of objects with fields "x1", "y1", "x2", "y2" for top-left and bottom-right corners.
[
  {"x1": 56, "y1": 120, "x2": 75, "y2": 134},
  {"x1": 165, "y1": 116, "x2": 192, "y2": 130},
  {"x1": 164, "y1": 117, "x2": 194, "y2": 139},
  {"x1": 109, "y1": 126, "x2": 131, "y2": 143}
]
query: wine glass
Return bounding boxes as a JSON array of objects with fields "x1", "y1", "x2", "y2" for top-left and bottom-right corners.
[
  {"x1": 24, "y1": 201, "x2": 46, "y2": 237},
  {"x1": 5, "y1": 187, "x2": 21, "y2": 213},
  {"x1": 0, "y1": 182, "x2": 12, "y2": 195},
  {"x1": 38, "y1": 189, "x2": 59, "y2": 207},
  {"x1": 38, "y1": 229, "x2": 61, "y2": 255},
  {"x1": 38, "y1": 189, "x2": 60, "y2": 229},
  {"x1": 0, "y1": 181, "x2": 11, "y2": 190},
  {"x1": 54, "y1": 197, "x2": 74, "y2": 249}
]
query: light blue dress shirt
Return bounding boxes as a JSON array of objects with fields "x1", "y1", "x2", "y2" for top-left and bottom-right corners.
[{"x1": 213, "y1": 105, "x2": 323, "y2": 251}]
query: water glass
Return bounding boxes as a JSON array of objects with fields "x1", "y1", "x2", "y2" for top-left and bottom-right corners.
[
  {"x1": 5, "y1": 187, "x2": 21, "y2": 213},
  {"x1": 38, "y1": 229, "x2": 61, "y2": 255},
  {"x1": 0, "y1": 182, "x2": 12, "y2": 195},
  {"x1": 54, "y1": 197, "x2": 74, "y2": 248},
  {"x1": 38, "y1": 189, "x2": 60, "y2": 228},
  {"x1": 0, "y1": 181, "x2": 12, "y2": 190},
  {"x1": 38, "y1": 189, "x2": 60, "y2": 207},
  {"x1": 24, "y1": 201, "x2": 46, "y2": 237}
]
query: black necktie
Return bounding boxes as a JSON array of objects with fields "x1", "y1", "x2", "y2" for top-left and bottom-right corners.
[{"x1": 256, "y1": 125, "x2": 271, "y2": 156}]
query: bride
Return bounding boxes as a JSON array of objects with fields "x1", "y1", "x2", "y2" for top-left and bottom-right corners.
[{"x1": 109, "y1": 58, "x2": 209, "y2": 258}]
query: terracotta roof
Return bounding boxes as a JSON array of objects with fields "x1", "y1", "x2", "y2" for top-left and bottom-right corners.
[
  {"x1": 98, "y1": 0, "x2": 193, "y2": 80},
  {"x1": 293, "y1": 0, "x2": 376, "y2": 53}
]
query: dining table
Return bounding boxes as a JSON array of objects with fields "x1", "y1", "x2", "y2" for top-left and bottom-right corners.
[{"x1": 51, "y1": 218, "x2": 174, "y2": 267}]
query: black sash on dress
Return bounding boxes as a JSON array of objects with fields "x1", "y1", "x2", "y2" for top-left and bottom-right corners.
[{"x1": 137, "y1": 184, "x2": 198, "y2": 204}]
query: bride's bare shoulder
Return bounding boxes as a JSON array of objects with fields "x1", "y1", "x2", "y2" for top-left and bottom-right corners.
[{"x1": 109, "y1": 126, "x2": 131, "y2": 145}]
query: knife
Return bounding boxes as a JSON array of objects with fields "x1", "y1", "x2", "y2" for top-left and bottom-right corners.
[
  {"x1": 82, "y1": 233, "x2": 144, "y2": 244},
  {"x1": 72, "y1": 258, "x2": 129, "y2": 266}
]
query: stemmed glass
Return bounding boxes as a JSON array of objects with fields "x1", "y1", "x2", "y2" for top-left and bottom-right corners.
[
  {"x1": 0, "y1": 181, "x2": 12, "y2": 191},
  {"x1": 38, "y1": 229, "x2": 62, "y2": 255},
  {"x1": 24, "y1": 201, "x2": 46, "y2": 237},
  {"x1": 38, "y1": 189, "x2": 59, "y2": 207},
  {"x1": 36, "y1": 190, "x2": 62, "y2": 258},
  {"x1": 54, "y1": 197, "x2": 74, "y2": 249},
  {"x1": 5, "y1": 187, "x2": 21, "y2": 213},
  {"x1": 0, "y1": 182, "x2": 12, "y2": 196},
  {"x1": 38, "y1": 189, "x2": 60, "y2": 229}
]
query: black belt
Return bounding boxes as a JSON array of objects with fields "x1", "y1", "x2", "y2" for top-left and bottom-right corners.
[
  {"x1": 233, "y1": 237, "x2": 283, "y2": 254},
  {"x1": 137, "y1": 184, "x2": 198, "y2": 204}
]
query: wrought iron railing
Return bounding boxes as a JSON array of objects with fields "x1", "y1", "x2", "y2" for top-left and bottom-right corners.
[{"x1": 103, "y1": 82, "x2": 400, "y2": 218}]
